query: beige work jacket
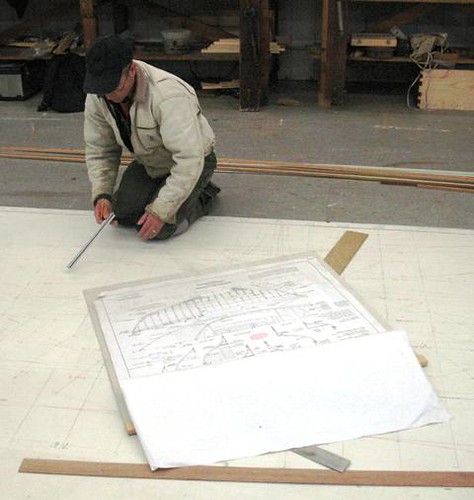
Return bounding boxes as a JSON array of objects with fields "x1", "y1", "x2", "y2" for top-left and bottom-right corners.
[{"x1": 84, "y1": 60, "x2": 215, "y2": 224}]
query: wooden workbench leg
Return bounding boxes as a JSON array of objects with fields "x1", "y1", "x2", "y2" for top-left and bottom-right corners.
[
  {"x1": 240, "y1": 0, "x2": 271, "y2": 111},
  {"x1": 80, "y1": 0, "x2": 98, "y2": 49},
  {"x1": 318, "y1": 0, "x2": 348, "y2": 107}
]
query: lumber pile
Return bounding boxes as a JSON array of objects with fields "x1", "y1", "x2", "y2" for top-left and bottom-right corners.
[
  {"x1": 418, "y1": 69, "x2": 474, "y2": 111},
  {"x1": 201, "y1": 79, "x2": 240, "y2": 90},
  {"x1": 202, "y1": 38, "x2": 285, "y2": 54},
  {"x1": 1, "y1": 146, "x2": 473, "y2": 194}
]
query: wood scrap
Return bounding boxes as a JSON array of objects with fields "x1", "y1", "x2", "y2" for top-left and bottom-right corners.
[
  {"x1": 52, "y1": 31, "x2": 80, "y2": 55},
  {"x1": 276, "y1": 98, "x2": 303, "y2": 106},
  {"x1": 324, "y1": 231, "x2": 368, "y2": 275}
]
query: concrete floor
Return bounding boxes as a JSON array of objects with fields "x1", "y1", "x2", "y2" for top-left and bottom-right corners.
[{"x1": 0, "y1": 82, "x2": 473, "y2": 228}]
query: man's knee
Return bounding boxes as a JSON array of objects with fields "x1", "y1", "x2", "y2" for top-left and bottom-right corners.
[
  {"x1": 152, "y1": 219, "x2": 189, "y2": 240},
  {"x1": 114, "y1": 162, "x2": 163, "y2": 226}
]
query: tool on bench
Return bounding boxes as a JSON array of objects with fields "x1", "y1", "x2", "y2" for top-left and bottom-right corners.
[{"x1": 66, "y1": 212, "x2": 115, "y2": 269}]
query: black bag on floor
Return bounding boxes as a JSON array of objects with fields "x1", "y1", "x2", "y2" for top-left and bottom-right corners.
[{"x1": 37, "y1": 53, "x2": 86, "y2": 113}]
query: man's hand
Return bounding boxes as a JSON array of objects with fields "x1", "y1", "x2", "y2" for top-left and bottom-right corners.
[
  {"x1": 95, "y1": 198, "x2": 115, "y2": 224},
  {"x1": 137, "y1": 212, "x2": 165, "y2": 240}
]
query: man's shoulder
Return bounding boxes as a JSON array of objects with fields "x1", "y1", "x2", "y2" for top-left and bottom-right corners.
[
  {"x1": 136, "y1": 61, "x2": 195, "y2": 102},
  {"x1": 85, "y1": 93, "x2": 107, "y2": 112}
]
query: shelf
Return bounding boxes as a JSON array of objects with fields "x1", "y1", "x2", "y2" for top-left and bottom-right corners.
[
  {"x1": 313, "y1": 53, "x2": 474, "y2": 64},
  {"x1": 347, "y1": 55, "x2": 474, "y2": 64},
  {"x1": 0, "y1": 47, "x2": 51, "y2": 61},
  {"x1": 319, "y1": 0, "x2": 474, "y2": 106},
  {"x1": 0, "y1": 46, "x2": 242, "y2": 63},
  {"x1": 133, "y1": 49, "x2": 239, "y2": 62}
]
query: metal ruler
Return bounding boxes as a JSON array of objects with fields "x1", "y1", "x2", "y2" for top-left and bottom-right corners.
[
  {"x1": 292, "y1": 445, "x2": 351, "y2": 473},
  {"x1": 66, "y1": 213, "x2": 115, "y2": 269}
]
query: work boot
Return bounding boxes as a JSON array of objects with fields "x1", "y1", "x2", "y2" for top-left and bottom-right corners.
[{"x1": 200, "y1": 181, "x2": 221, "y2": 209}]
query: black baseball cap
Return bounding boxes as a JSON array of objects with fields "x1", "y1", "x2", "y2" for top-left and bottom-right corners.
[{"x1": 84, "y1": 34, "x2": 133, "y2": 95}]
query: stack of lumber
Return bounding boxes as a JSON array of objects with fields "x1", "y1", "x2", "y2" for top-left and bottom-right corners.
[
  {"x1": 350, "y1": 33, "x2": 396, "y2": 58},
  {"x1": 418, "y1": 69, "x2": 474, "y2": 111},
  {"x1": 201, "y1": 79, "x2": 240, "y2": 90},
  {"x1": 202, "y1": 38, "x2": 285, "y2": 54},
  {"x1": 1, "y1": 146, "x2": 473, "y2": 194}
]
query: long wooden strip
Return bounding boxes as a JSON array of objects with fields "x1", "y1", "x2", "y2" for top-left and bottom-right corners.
[
  {"x1": 218, "y1": 160, "x2": 474, "y2": 184},
  {"x1": 1, "y1": 151, "x2": 472, "y2": 189},
  {"x1": 1, "y1": 147, "x2": 473, "y2": 183},
  {"x1": 1, "y1": 147, "x2": 473, "y2": 182},
  {"x1": 1, "y1": 157, "x2": 470, "y2": 190},
  {"x1": 1, "y1": 149, "x2": 472, "y2": 192},
  {"x1": 0, "y1": 145, "x2": 87, "y2": 154},
  {"x1": 217, "y1": 166, "x2": 474, "y2": 190},
  {"x1": 419, "y1": 184, "x2": 474, "y2": 194},
  {"x1": 0, "y1": 153, "x2": 86, "y2": 163},
  {"x1": 0, "y1": 145, "x2": 468, "y2": 178},
  {"x1": 18, "y1": 459, "x2": 474, "y2": 487}
]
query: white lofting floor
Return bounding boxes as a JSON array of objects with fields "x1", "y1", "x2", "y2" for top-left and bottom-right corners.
[{"x1": 1, "y1": 206, "x2": 473, "y2": 499}]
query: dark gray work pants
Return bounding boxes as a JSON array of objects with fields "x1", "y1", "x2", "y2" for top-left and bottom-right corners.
[{"x1": 113, "y1": 151, "x2": 219, "y2": 239}]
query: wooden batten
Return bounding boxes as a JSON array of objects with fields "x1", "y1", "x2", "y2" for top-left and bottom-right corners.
[
  {"x1": 19, "y1": 458, "x2": 474, "y2": 487},
  {"x1": 0, "y1": 147, "x2": 472, "y2": 193}
]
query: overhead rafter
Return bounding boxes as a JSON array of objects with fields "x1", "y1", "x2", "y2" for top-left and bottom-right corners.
[{"x1": 366, "y1": 4, "x2": 440, "y2": 32}]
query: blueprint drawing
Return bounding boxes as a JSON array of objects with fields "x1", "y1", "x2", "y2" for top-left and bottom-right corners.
[{"x1": 94, "y1": 256, "x2": 386, "y2": 380}]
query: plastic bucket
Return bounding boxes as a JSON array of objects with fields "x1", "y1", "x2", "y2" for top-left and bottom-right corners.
[{"x1": 161, "y1": 29, "x2": 191, "y2": 55}]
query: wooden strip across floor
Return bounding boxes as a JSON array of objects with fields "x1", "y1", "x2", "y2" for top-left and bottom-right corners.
[
  {"x1": 19, "y1": 459, "x2": 474, "y2": 487},
  {"x1": 0, "y1": 147, "x2": 472, "y2": 191}
]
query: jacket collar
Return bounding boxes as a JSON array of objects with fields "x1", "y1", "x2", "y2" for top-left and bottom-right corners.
[{"x1": 133, "y1": 60, "x2": 148, "y2": 104}]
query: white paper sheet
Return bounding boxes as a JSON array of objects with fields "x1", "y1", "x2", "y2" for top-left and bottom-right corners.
[{"x1": 91, "y1": 255, "x2": 450, "y2": 469}]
